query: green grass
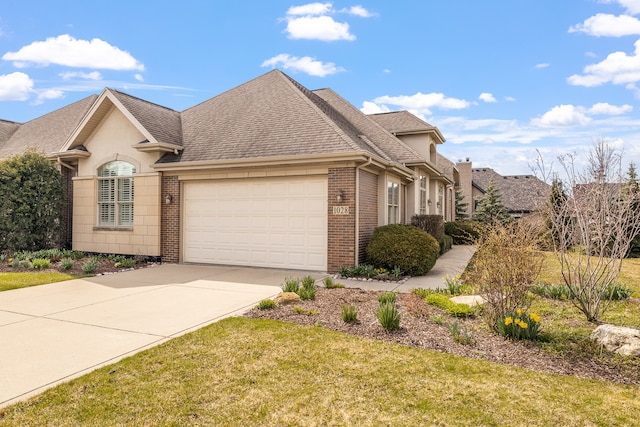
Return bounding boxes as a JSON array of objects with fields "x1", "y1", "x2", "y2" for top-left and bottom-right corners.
[
  {"x1": 1, "y1": 317, "x2": 639, "y2": 426},
  {"x1": 0, "y1": 272, "x2": 81, "y2": 292}
]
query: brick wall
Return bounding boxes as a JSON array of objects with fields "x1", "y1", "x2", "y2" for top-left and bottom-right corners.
[
  {"x1": 327, "y1": 167, "x2": 356, "y2": 272},
  {"x1": 161, "y1": 175, "x2": 180, "y2": 263},
  {"x1": 61, "y1": 167, "x2": 75, "y2": 248},
  {"x1": 358, "y1": 169, "x2": 377, "y2": 264}
]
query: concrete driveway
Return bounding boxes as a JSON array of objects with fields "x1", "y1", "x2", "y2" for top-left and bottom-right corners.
[{"x1": 0, "y1": 264, "x2": 319, "y2": 408}]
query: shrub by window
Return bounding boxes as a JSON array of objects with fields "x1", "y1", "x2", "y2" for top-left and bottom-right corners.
[
  {"x1": 366, "y1": 224, "x2": 440, "y2": 276},
  {"x1": 444, "y1": 220, "x2": 481, "y2": 245},
  {"x1": 97, "y1": 161, "x2": 135, "y2": 227},
  {"x1": 411, "y1": 214, "x2": 445, "y2": 244}
]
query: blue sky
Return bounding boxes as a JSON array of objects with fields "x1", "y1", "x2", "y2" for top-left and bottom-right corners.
[{"x1": 1, "y1": 0, "x2": 640, "y2": 175}]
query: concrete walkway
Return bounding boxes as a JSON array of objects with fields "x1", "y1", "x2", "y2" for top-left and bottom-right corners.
[
  {"x1": 0, "y1": 265, "x2": 324, "y2": 408},
  {"x1": 337, "y1": 245, "x2": 476, "y2": 293}
]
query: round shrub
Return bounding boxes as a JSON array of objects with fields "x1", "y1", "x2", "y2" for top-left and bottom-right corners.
[
  {"x1": 444, "y1": 220, "x2": 482, "y2": 245},
  {"x1": 366, "y1": 224, "x2": 440, "y2": 276}
]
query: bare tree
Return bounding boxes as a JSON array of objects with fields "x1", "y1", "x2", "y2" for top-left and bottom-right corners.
[{"x1": 545, "y1": 139, "x2": 640, "y2": 322}]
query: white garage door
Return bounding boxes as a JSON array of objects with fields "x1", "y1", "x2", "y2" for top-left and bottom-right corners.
[{"x1": 183, "y1": 176, "x2": 328, "y2": 271}]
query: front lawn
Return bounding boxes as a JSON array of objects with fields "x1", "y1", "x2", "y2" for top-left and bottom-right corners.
[
  {"x1": 0, "y1": 272, "x2": 81, "y2": 292},
  {"x1": 1, "y1": 317, "x2": 638, "y2": 426}
]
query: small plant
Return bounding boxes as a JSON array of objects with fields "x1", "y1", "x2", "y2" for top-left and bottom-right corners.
[
  {"x1": 282, "y1": 277, "x2": 300, "y2": 293},
  {"x1": 412, "y1": 287, "x2": 448, "y2": 299},
  {"x1": 60, "y1": 258, "x2": 74, "y2": 271},
  {"x1": 531, "y1": 282, "x2": 573, "y2": 300},
  {"x1": 301, "y1": 275, "x2": 315, "y2": 288},
  {"x1": 391, "y1": 266, "x2": 403, "y2": 278},
  {"x1": 323, "y1": 277, "x2": 344, "y2": 289},
  {"x1": 31, "y1": 258, "x2": 50, "y2": 269},
  {"x1": 256, "y1": 299, "x2": 276, "y2": 310},
  {"x1": 355, "y1": 264, "x2": 378, "y2": 278},
  {"x1": 298, "y1": 276, "x2": 317, "y2": 300},
  {"x1": 424, "y1": 294, "x2": 474, "y2": 317},
  {"x1": 375, "y1": 301, "x2": 400, "y2": 331},
  {"x1": 10, "y1": 258, "x2": 20, "y2": 268},
  {"x1": 447, "y1": 320, "x2": 476, "y2": 345},
  {"x1": 82, "y1": 258, "x2": 99, "y2": 274},
  {"x1": 431, "y1": 315, "x2": 444, "y2": 325},
  {"x1": 495, "y1": 309, "x2": 542, "y2": 340},
  {"x1": 443, "y1": 274, "x2": 465, "y2": 295},
  {"x1": 604, "y1": 282, "x2": 633, "y2": 301},
  {"x1": 19, "y1": 259, "x2": 33, "y2": 269},
  {"x1": 341, "y1": 304, "x2": 358, "y2": 323},
  {"x1": 293, "y1": 306, "x2": 318, "y2": 316},
  {"x1": 378, "y1": 291, "x2": 397, "y2": 305},
  {"x1": 338, "y1": 266, "x2": 353, "y2": 277},
  {"x1": 113, "y1": 256, "x2": 136, "y2": 269}
]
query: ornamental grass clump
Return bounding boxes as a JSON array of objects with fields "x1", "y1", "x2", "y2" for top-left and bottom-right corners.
[
  {"x1": 496, "y1": 309, "x2": 542, "y2": 340},
  {"x1": 341, "y1": 304, "x2": 358, "y2": 323},
  {"x1": 298, "y1": 276, "x2": 317, "y2": 301},
  {"x1": 376, "y1": 301, "x2": 400, "y2": 331},
  {"x1": 323, "y1": 277, "x2": 344, "y2": 289},
  {"x1": 282, "y1": 277, "x2": 300, "y2": 293}
]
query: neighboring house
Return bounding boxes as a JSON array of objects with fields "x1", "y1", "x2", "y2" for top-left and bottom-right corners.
[
  {"x1": 466, "y1": 167, "x2": 550, "y2": 219},
  {"x1": 0, "y1": 70, "x2": 455, "y2": 272}
]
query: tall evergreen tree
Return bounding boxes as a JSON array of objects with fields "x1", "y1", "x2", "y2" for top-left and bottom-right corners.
[
  {"x1": 473, "y1": 179, "x2": 511, "y2": 225},
  {"x1": 454, "y1": 187, "x2": 469, "y2": 220},
  {"x1": 546, "y1": 177, "x2": 570, "y2": 249},
  {"x1": 624, "y1": 162, "x2": 640, "y2": 257}
]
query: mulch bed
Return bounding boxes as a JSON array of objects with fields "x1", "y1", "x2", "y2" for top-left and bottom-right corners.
[{"x1": 245, "y1": 287, "x2": 640, "y2": 386}]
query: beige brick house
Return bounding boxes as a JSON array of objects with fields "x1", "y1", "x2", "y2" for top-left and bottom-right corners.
[{"x1": 0, "y1": 70, "x2": 456, "y2": 272}]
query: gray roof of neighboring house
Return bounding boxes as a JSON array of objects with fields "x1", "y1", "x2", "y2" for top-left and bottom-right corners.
[
  {"x1": 110, "y1": 90, "x2": 183, "y2": 146},
  {"x1": 0, "y1": 95, "x2": 97, "y2": 159},
  {"x1": 368, "y1": 110, "x2": 436, "y2": 134},
  {"x1": 472, "y1": 167, "x2": 550, "y2": 212}
]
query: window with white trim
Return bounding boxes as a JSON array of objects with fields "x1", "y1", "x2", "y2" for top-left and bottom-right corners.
[
  {"x1": 387, "y1": 181, "x2": 400, "y2": 224},
  {"x1": 97, "y1": 161, "x2": 135, "y2": 227},
  {"x1": 419, "y1": 175, "x2": 427, "y2": 215}
]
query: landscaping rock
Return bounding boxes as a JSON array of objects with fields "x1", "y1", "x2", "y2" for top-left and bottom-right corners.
[
  {"x1": 450, "y1": 295, "x2": 485, "y2": 307},
  {"x1": 274, "y1": 292, "x2": 301, "y2": 305},
  {"x1": 591, "y1": 324, "x2": 640, "y2": 357}
]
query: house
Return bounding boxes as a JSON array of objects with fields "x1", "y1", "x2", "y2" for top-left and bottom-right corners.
[
  {"x1": 459, "y1": 166, "x2": 550, "y2": 219},
  {"x1": 0, "y1": 70, "x2": 455, "y2": 272}
]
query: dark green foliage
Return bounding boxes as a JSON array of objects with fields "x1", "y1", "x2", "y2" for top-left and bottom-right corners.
[
  {"x1": 444, "y1": 220, "x2": 481, "y2": 244},
  {"x1": 455, "y1": 187, "x2": 469, "y2": 220},
  {"x1": 0, "y1": 150, "x2": 64, "y2": 251},
  {"x1": 441, "y1": 234, "x2": 453, "y2": 254},
  {"x1": 410, "y1": 214, "x2": 444, "y2": 244},
  {"x1": 532, "y1": 282, "x2": 633, "y2": 301},
  {"x1": 625, "y1": 163, "x2": 640, "y2": 258},
  {"x1": 366, "y1": 224, "x2": 440, "y2": 276},
  {"x1": 473, "y1": 179, "x2": 512, "y2": 225},
  {"x1": 545, "y1": 178, "x2": 571, "y2": 250}
]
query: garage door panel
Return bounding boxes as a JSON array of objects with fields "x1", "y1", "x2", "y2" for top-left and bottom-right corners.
[{"x1": 183, "y1": 177, "x2": 327, "y2": 271}]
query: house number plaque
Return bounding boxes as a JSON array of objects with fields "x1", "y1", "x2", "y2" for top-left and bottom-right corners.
[{"x1": 332, "y1": 206, "x2": 350, "y2": 215}]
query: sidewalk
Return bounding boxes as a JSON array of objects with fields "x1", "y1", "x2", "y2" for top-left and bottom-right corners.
[{"x1": 337, "y1": 245, "x2": 476, "y2": 293}]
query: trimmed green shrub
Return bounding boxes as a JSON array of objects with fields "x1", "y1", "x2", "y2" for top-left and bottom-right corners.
[
  {"x1": 375, "y1": 301, "x2": 400, "y2": 331},
  {"x1": 441, "y1": 234, "x2": 453, "y2": 254},
  {"x1": 366, "y1": 224, "x2": 440, "y2": 276},
  {"x1": 341, "y1": 304, "x2": 358, "y2": 323},
  {"x1": 424, "y1": 293, "x2": 474, "y2": 317},
  {"x1": 411, "y1": 214, "x2": 445, "y2": 244},
  {"x1": 0, "y1": 149, "x2": 64, "y2": 251},
  {"x1": 444, "y1": 220, "x2": 482, "y2": 245}
]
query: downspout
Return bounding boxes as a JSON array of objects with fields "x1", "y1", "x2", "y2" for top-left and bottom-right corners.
[{"x1": 355, "y1": 157, "x2": 373, "y2": 266}]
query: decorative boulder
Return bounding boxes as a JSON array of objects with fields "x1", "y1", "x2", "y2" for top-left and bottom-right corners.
[
  {"x1": 274, "y1": 292, "x2": 301, "y2": 305},
  {"x1": 450, "y1": 295, "x2": 485, "y2": 307},
  {"x1": 591, "y1": 324, "x2": 640, "y2": 357}
]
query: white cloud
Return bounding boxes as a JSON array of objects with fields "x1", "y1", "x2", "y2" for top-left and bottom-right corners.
[
  {"x1": 343, "y1": 6, "x2": 376, "y2": 17},
  {"x1": 2, "y1": 34, "x2": 144, "y2": 70},
  {"x1": 505, "y1": 96, "x2": 516, "y2": 102},
  {"x1": 285, "y1": 15, "x2": 355, "y2": 41},
  {"x1": 599, "y1": 0, "x2": 640, "y2": 15},
  {"x1": 366, "y1": 92, "x2": 471, "y2": 115},
  {"x1": 588, "y1": 102, "x2": 633, "y2": 114},
  {"x1": 59, "y1": 71, "x2": 102, "y2": 80},
  {"x1": 535, "y1": 63, "x2": 550, "y2": 69},
  {"x1": 531, "y1": 104, "x2": 592, "y2": 127},
  {"x1": 569, "y1": 13, "x2": 640, "y2": 37},
  {"x1": 0, "y1": 72, "x2": 33, "y2": 101},
  {"x1": 34, "y1": 89, "x2": 64, "y2": 105},
  {"x1": 261, "y1": 53, "x2": 344, "y2": 77},
  {"x1": 134, "y1": 73, "x2": 144, "y2": 82},
  {"x1": 360, "y1": 101, "x2": 390, "y2": 114},
  {"x1": 478, "y1": 92, "x2": 497, "y2": 102},
  {"x1": 568, "y1": 39, "x2": 640, "y2": 86},
  {"x1": 286, "y1": 2, "x2": 333, "y2": 16}
]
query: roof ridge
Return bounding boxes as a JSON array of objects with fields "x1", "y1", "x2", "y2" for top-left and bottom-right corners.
[{"x1": 108, "y1": 88, "x2": 179, "y2": 113}]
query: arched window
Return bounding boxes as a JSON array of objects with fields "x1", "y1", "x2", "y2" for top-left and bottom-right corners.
[{"x1": 97, "y1": 161, "x2": 135, "y2": 227}]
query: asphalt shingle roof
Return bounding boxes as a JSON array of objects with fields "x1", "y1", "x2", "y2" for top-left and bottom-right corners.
[
  {"x1": 472, "y1": 167, "x2": 550, "y2": 212},
  {"x1": 368, "y1": 110, "x2": 436, "y2": 135},
  {"x1": 0, "y1": 95, "x2": 97, "y2": 159}
]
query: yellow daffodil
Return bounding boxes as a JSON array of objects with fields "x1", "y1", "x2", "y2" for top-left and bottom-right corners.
[
  {"x1": 530, "y1": 313, "x2": 540, "y2": 323},
  {"x1": 516, "y1": 308, "x2": 523, "y2": 316},
  {"x1": 504, "y1": 317, "x2": 513, "y2": 326}
]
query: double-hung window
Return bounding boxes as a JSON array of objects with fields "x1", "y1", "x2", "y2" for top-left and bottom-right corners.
[
  {"x1": 387, "y1": 181, "x2": 400, "y2": 224},
  {"x1": 419, "y1": 175, "x2": 427, "y2": 215},
  {"x1": 97, "y1": 161, "x2": 135, "y2": 227}
]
